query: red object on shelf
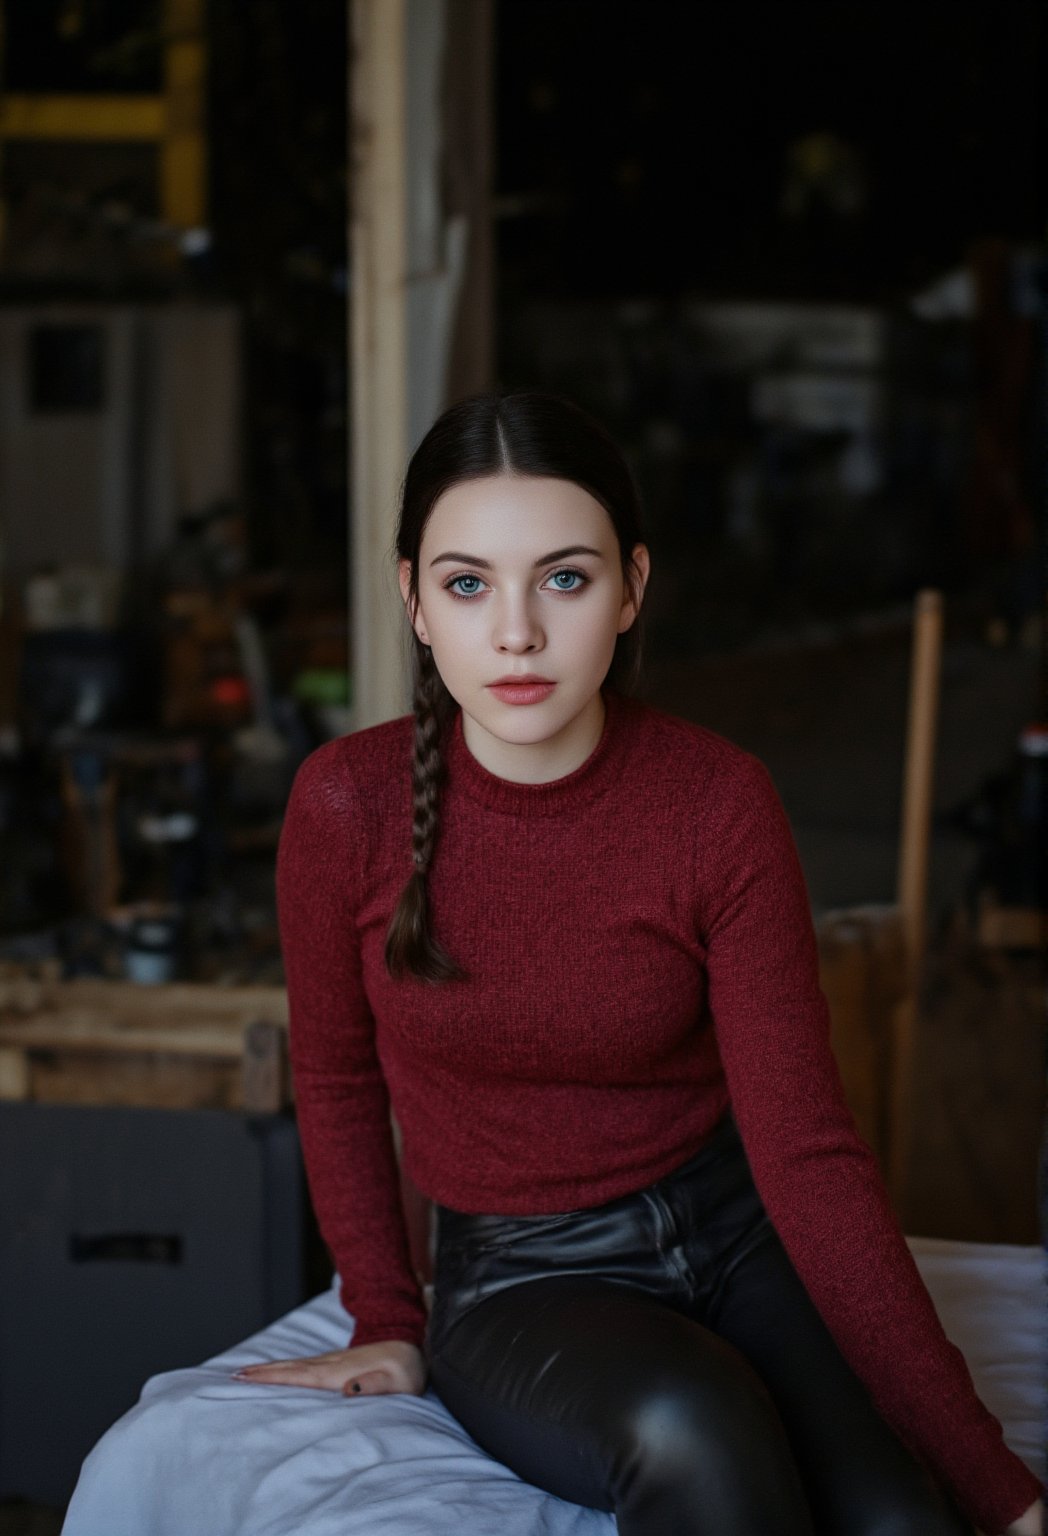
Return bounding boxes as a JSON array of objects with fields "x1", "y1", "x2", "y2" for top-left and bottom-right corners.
[{"x1": 209, "y1": 675, "x2": 251, "y2": 709}]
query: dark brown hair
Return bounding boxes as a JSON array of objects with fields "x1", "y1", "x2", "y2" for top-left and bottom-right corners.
[{"x1": 384, "y1": 391, "x2": 647, "y2": 983}]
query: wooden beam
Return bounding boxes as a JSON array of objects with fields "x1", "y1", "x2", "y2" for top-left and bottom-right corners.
[
  {"x1": 896, "y1": 589, "x2": 944, "y2": 970},
  {"x1": 161, "y1": 0, "x2": 207, "y2": 228},
  {"x1": 0, "y1": 977, "x2": 288, "y2": 1021},
  {"x1": 889, "y1": 587, "x2": 944, "y2": 1206},
  {"x1": 0, "y1": 1018, "x2": 282, "y2": 1058},
  {"x1": 349, "y1": 0, "x2": 410, "y2": 727},
  {"x1": 0, "y1": 94, "x2": 165, "y2": 141}
]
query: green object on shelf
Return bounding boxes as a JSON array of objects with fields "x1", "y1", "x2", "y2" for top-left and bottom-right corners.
[{"x1": 292, "y1": 668, "x2": 352, "y2": 707}]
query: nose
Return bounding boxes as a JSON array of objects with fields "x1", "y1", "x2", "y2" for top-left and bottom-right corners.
[{"x1": 493, "y1": 590, "x2": 545, "y2": 654}]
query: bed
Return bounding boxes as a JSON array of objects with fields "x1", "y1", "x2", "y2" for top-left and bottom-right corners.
[{"x1": 62, "y1": 1236, "x2": 1045, "y2": 1536}]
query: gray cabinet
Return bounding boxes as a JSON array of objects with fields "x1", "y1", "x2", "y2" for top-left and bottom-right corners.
[{"x1": 0, "y1": 1102, "x2": 304, "y2": 1506}]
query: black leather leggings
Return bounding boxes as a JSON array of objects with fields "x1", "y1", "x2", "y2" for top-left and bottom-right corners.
[{"x1": 426, "y1": 1116, "x2": 973, "y2": 1536}]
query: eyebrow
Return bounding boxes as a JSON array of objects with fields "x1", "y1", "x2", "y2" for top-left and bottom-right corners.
[{"x1": 429, "y1": 545, "x2": 606, "y2": 569}]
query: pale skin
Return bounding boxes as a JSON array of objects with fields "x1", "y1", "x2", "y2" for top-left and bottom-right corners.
[{"x1": 236, "y1": 474, "x2": 1042, "y2": 1536}]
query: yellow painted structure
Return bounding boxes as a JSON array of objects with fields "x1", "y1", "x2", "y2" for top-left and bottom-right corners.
[
  {"x1": 160, "y1": 0, "x2": 207, "y2": 229},
  {"x1": 0, "y1": 96, "x2": 166, "y2": 141},
  {"x1": 0, "y1": 0, "x2": 206, "y2": 236}
]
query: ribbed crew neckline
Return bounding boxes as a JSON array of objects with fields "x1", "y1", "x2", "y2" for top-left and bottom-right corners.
[{"x1": 446, "y1": 689, "x2": 627, "y2": 816}]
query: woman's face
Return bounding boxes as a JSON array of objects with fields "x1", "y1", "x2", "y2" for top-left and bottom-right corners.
[{"x1": 399, "y1": 474, "x2": 649, "y2": 783}]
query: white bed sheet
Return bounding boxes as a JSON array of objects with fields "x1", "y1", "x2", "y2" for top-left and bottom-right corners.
[{"x1": 63, "y1": 1238, "x2": 1045, "y2": 1536}]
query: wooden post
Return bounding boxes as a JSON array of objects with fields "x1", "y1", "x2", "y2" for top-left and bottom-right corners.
[
  {"x1": 889, "y1": 588, "x2": 944, "y2": 1203},
  {"x1": 161, "y1": 0, "x2": 208, "y2": 231},
  {"x1": 348, "y1": 0, "x2": 410, "y2": 729},
  {"x1": 348, "y1": 0, "x2": 494, "y2": 727}
]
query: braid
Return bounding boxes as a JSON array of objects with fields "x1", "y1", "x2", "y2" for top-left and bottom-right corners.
[
  {"x1": 409, "y1": 647, "x2": 447, "y2": 876},
  {"x1": 384, "y1": 643, "x2": 465, "y2": 983}
]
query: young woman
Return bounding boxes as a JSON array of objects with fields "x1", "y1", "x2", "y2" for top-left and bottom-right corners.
[{"x1": 240, "y1": 393, "x2": 1043, "y2": 1535}]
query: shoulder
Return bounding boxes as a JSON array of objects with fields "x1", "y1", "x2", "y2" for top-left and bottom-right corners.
[
  {"x1": 287, "y1": 714, "x2": 413, "y2": 822},
  {"x1": 615, "y1": 694, "x2": 773, "y2": 805},
  {"x1": 617, "y1": 702, "x2": 800, "y2": 896}
]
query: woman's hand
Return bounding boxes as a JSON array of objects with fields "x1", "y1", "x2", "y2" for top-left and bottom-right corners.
[
  {"x1": 1003, "y1": 1499, "x2": 1045, "y2": 1535},
  {"x1": 233, "y1": 1339, "x2": 426, "y2": 1397}
]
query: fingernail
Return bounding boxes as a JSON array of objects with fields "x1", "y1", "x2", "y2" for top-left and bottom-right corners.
[{"x1": 232, "y1": 1369, "x2": 250, "y2": 1379}]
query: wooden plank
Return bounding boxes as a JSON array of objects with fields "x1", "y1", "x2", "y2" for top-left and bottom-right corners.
[
  {"x1": 900, "y1": 940, "x2": 1043, "y2": 1242},
  {"x1": 0, "y1": 977, "x2": 288, "y2": 1022},
  {"x1": 0, "y1": 1018, "x2": 250, "y2": 1058},
  {"x1": 816, "y1": 904, "x2": 907, "y2": 1166},
  {"x1": 0, "y1": 1046, "x2": 30, "y2": 1101},
  {"x1": 26, "y1": 1053, "x2": 241, "y2": 1112},
  {"x1": 976, "y1": 902, "x2": 1044, "y2": 951},
  {"x1": 0, "y1": 94, "x2": 165, "y2": 141},
  {"x1": 0, "y1": 979, "x2": 292, "y2": 1111}
]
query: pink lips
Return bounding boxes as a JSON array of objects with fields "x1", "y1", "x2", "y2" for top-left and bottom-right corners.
[{"x1": 487, "y1": 676, "x2": 556, "y2": 706}]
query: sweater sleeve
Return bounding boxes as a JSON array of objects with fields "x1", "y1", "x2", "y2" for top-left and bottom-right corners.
[
  {"x1": 276, "y1": 747, "x2": 428, "y2": 1349},
  {"x1": 700, "y1": 752, "x2": 1042, "y2": 1535}
]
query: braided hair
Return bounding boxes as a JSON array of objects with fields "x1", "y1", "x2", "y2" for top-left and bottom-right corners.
[
  {"x1": 384, "y1": 391, "x2": 646, "y2": 983},
  {"x1": 382, "y1": 641, "x2": 462, "y2": 982}
]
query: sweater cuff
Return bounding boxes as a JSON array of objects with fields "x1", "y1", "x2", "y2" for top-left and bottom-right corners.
[
  {"x1": 977, "y1": 1463, "x2": 1044, "y2": 1536},
  {"x1": 348, "y1": 1318, "x2": 427, "y2": 1351}
]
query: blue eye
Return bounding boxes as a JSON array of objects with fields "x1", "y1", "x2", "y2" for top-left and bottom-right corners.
[
  {"x1": 546, "y1": 568, "x2": 587, "y2": 592},
  {"x1": 446, "y1": 573, "x2": 486, "y2": 598}
]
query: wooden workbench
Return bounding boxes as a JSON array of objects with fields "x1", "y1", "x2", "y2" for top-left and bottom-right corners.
[{"x1": 0, "y1": 978, "x2": 290, "y2": 1115}]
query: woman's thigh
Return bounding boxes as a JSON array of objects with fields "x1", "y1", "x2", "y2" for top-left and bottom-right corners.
[
  {"x1": 705, "y1": 1221, "x2": 974, "y2": 1536},
  {"x1": 428, "y1": 1275, "x2": 815, "y2": 1536}
]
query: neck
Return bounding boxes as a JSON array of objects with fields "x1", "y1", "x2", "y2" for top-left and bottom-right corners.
[{"x1": 460, "y1": 692, "x2": 607, "y2": 784}]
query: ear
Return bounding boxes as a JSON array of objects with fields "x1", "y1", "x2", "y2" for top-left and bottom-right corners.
[
  {"x1": 617, "y1": 544, "x2": 651, "y2": 633},
  {"x1": 398, "y1": 559, "x2": 429, "y2": 646}
]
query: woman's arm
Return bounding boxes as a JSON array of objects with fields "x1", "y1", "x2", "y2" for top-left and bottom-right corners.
[
  {"x1": 698, "y1": 752, "x2": 1043, "y2": 1536},
  {"x1": 276, "y1": 744, "x2": 427, "y2": 1350}
]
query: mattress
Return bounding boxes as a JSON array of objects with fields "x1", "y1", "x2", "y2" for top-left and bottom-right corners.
[{"x1": 62, "y1": 1237, "x2": 1045, "y2": 1535}]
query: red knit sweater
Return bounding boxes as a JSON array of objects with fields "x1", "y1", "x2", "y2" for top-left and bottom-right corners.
[{"x1": 276, "y1": 691, "x2": 1041, "y2": 1533}]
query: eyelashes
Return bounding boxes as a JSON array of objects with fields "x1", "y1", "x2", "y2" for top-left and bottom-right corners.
[
  {"x1": 442, "y1": 567, "x2": 590, "y2": 601},
  {"x1": 444, "y1": 573, "x2": 486, "y2": 599},
  {"x1": 546, "y1": 568, "x2": 587, "y2": 593}
]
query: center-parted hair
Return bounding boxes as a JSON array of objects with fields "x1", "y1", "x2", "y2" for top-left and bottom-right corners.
[{"x1": 384, "y1": 391, "x2": 647, "y2": 984}]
